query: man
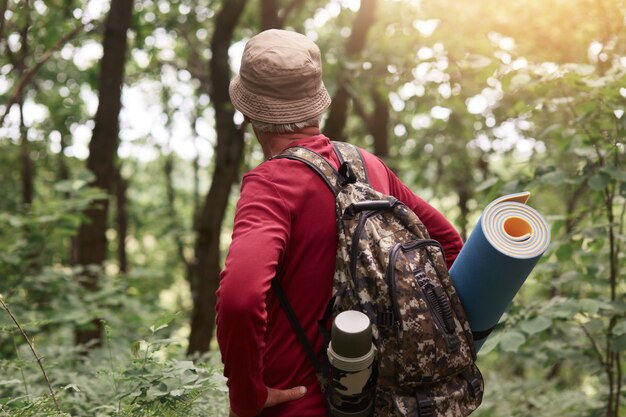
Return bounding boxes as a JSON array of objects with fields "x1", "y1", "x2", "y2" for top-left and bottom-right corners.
[{"x1": 216, "y1": 29, "x2": 464, "y2": 417}]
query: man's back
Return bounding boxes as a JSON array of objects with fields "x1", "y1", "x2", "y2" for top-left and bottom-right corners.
[{"x1": 216, "y1": 135, "x2": 463, "y2": 417}]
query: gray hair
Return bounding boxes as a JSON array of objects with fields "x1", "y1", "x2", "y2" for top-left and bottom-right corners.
[{"x1": 250, "y1": 114, "x2": 323, "y2": 134}]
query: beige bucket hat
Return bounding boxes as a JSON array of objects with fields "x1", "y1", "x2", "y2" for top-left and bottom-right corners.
[{"x1": 229, "y1": 29, "x2": 331, "y2": 124}]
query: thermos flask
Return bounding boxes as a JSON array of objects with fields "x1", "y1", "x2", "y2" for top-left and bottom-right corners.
[{"x1": 326, "y1": 310, "x2": 376, "y2": 417}]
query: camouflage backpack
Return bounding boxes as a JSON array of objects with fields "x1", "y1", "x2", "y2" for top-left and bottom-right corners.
[{"x1": 271, "y1": 141, "x2": 484, "y2": 417}]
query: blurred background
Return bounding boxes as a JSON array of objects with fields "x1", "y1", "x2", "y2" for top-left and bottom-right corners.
[{"x1": 0, "y1": 0, "x2": 625, "y2": 415}]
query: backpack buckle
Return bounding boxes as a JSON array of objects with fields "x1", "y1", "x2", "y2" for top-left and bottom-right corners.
[
  {"x1": 338, "y1": 162, "x2": 357, "y2": 186},
  {"x1": 417, "y1": 396, "x2": 435, "y2": 417},
  {"x1": 377, "y1": 310, "x2": 394, "y2": 327},
  {"x1": 461, "y1": 369, "x2": 483, "y2": 397}
]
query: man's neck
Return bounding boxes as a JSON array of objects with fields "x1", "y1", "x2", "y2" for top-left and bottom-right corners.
[{"x1": 257, "y1": 127, "x2": 321, "y2": 159}]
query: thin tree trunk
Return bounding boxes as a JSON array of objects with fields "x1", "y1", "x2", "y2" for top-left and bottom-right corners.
[
  {"x1": 186, "y1": 0, "x2": 248, "y2": 355},
  {"x1": 324, "y1": 0, "x2": 377, "y2": 141},
  {"x1": 164, "y1": 152, "x2": 188, "y2": 266},
  {"x1": 191, "y1": 111, "x2": 201, "y2": 223},
  {"x1": 19, "y1": 99, "x2": 33, "y2": 207},
  {"x1": 58, "y1": 131, "x2": 78, "y2": 265},
  {"x1": 192, "y1": 155, "x2": 200, "y2": 224},
  {"x1": 75, "y1": 0, "x2": 133, "y2": 347},
  {"x1": 57, "y1": 132, "x2": 70, "y2": 183},
  {"x1": 116, "y1": 167, "x2": 128, "y2": 273},
  {"x1": 456, "y1": 185, "x2": 470, "y2": 241},
  {"x1": 15, "y1": 0, "x2": 33, "y2": 207}
]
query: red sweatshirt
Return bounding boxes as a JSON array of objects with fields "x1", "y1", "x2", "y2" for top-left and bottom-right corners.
[{"x1": 216, "y1": 135, "x2": 463, "y2": 417}]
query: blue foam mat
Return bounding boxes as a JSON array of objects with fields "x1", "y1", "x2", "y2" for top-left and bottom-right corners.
[{"x1": 449, "y1": 192, "x2": 550, "y2": 351}]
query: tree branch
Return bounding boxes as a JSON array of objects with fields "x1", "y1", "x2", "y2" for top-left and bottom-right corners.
[
  {"x1": 0, "y1": 20, "x2": 89, "y2": 128},
  {"x1": 278, "y1": 0, "x2": 306, "y2": 27},
  {"x1": 0, "y1": 296, "x2": 60, "y2": 412},
  {"x1": 324, "y1": 0, "x2": 378, "y2": 141},
  {"x1": 579, "y1": 322, "x2": 606, "y2": 367},
  {"x1": 349, "y1": 92, "x2": 374, "y2": 133}
]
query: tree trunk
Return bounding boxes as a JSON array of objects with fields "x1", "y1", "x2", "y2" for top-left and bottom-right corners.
[
  {"x1": 349, "y1": 83, "x2": 390, "y2": 163},
  {"x1": 323, "y1": 0, "x2": 377, "y2": 141},
  {"x1": 19, "y1": 99, "x2": 33, "y2": 207},
  {"x1": 74, "y1": 0, "x2": 133, "y2": 347},
  {"x1": 260, "y1": 0, "x2": 307, "y2": 30},
  {"x1": 370, "y1": 88, "x2": 389, "y2": 159},
  {"x1": 456, "y1": 184, "x2": 470, "y2": 242},
  {"x1": 260, "y1": 0, "x2": 281, "y2": 30},
  {"x1": 187, "y1": 0, "x2": 248, "y2": 356},
  {"x1": 116, "y1": 167, "x2": 128, "y2": 273},
  {"x1": 15, "y1": 1, "x2": 33, "y2": 207}
]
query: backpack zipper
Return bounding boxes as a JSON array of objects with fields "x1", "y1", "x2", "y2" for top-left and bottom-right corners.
[
  {"x1": 349, "y1": 210, "x2": 382, "y2": 284},
  {"x1": 386, "y1": 239, "x2": 444, "y2": 341},
  {"x1": 387, "y1": 243, "x2": 403, "y2": 340}
]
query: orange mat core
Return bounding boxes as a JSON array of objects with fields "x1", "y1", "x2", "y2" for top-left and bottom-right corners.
[{"x1": 503, "y1": 217, "x2": 533, "y2": 240}]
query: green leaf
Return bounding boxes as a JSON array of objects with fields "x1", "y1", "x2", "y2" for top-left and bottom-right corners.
[
  {"x1": 131, "y1": 340, "x2": 142, "y2": 358},
  {"x1": 540, "y1": 170, "x2": 567, "y2": 185},
  {"x1": 612, "y1": 320, "x2": 626, "y2": 336},
  {"x1": 601, "y1": 167, "x2": 626, "y2": 182},
  {"x1": 477, "y1": 335, "x2": 499, "y2": 355},
  {"x1": 555, "y1": 243, "x2": 573, "y2": 262},
  {"x1": 147, "y1": 382, "x2": 169, "y2": 398},
  {"x1": 584, "y1": 317, "x2": 605, "y2": 333},
  {"x1": 543, "y1": 297, "x2": 578, "y2": 319},
  {"x1": 589, "y1": 173, "x2": 611, "y2": 190},
  {"x1": 520, "y1": 316, "x2": 552, "y2": 335},
  {"x1": 611, "y1": 334, "x2": 626, "y2": 352},
  {"x1": 579, "y1": 299, "x2": 613, "y2": 315},
  {"x1": 476, "y1": 177, "x2": 499, "y2": 192},
  {"x1": 499, "y1": 330, "x2": 526, "y2": 352},
  {"x1": 150, "y1": 312, "x2": 179, "y2": 334}
]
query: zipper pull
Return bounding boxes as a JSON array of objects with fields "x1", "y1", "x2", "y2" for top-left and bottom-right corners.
[{"x1": 395, "y1": 320, "x2": 402, "y2": 340}]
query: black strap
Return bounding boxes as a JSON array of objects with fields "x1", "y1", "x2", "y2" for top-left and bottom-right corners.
[
  {"x1": 472, "y1": 324, "x2": 497, "y2": 342},
  {"x1": 317, "y1": 296, "x2": 335, "y2": 348},
  {"x1": 271, "y1": 277, "x2": 322, "y2": 373}
]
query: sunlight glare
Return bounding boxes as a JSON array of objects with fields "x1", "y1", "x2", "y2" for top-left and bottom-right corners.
[
  {"x1": 339, "y1": 0, "x2": 361, "y2": 12},
  {"x1": 413, "y1": 19, "x2": 439, "y2": 37},
  {"x1": 431, "y1": 106, "x2": 451, "y2": 121}
]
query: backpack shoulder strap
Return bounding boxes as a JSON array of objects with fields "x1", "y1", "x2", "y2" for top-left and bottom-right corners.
[
  {"x1": 270, "y1": 146, "x2": 343, "y2": 195},
  {"x1": 332, "y1": 141, "x2": 370, "y2": 185}
]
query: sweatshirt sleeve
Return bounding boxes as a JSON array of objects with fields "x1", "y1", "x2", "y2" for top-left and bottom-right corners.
[
  {"x1": 385, "y1": 167, "x2": 463, "y2": 268},
  {"x1": 216, "y1": 172, "x2": 290, "y2": 417}
]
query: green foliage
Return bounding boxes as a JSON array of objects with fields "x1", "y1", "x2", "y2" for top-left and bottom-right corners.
[
  {"x1": 2, "y1": 0, "x2": 626, "y2": 415},
  {"x1": 0, "y1": 178, "x2": 228, "y2": 415},
  {"x1": 0, "y1": 311, "x2": 228, "y2": 417}
]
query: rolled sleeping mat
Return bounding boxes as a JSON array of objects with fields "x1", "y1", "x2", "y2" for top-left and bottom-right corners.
[{"x1": 449, "y1": 192, "x2": 550, "y2": 351}]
